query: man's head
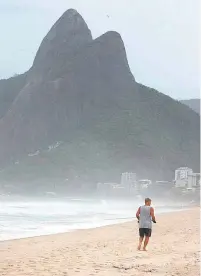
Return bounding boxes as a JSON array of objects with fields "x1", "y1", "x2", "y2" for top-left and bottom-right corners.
[{"x1": 145, "y1": 198, "x2": 152, "y2": 206}]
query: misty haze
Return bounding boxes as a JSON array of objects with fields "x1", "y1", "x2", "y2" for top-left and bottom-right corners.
[{"x1": 0, "y1": 2, "x2": 200, "y2": 276}]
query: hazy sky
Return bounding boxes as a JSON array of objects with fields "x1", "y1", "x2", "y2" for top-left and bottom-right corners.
[{"x1": 0, "y1": 0, "x2": 200, "y2": 99}]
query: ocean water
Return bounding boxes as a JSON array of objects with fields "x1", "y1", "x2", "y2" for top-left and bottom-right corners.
[{"x1": 0, "y1": 197, "x2": 186, "y2": 241}]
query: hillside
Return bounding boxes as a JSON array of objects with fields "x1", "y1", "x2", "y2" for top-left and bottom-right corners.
[
  {"x1": 0, "y1": 9, "x2": 199, "y2": 187},
  {"x1": 181, "y1": 99, "x2": 200, "y2": 114},
  {"x1": 0, "y1": 73, "x2": 27, "y2": 119}
]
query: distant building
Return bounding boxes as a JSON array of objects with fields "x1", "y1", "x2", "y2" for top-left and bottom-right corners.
[
  {"x1": 155, "y1": 181, "x2": 172, "y2": 185},
  {"x1": 121, "y1": 172, "x2": 136, "y2": 190},
  {"x1": 138, "y1": 179, "x2": 152, "y2": 189},
  {"x1": 187, "y1": 173, "x2": 200, "y2": 189},
  {"x1": 174, "y1": 167, "x2": 193, "y2": 188},
  {"x1": 96, "y1": 182, "x2": 127, "y2": 196},
  {"x1": 175, "y1": 167, "x2": 193, "y2": 181},
  {"x1": 96, "y1": 182, "x2": 119, "y2": 191},
  {"x1": 152, "y1": 180, "x2": 174, "y2": 195}
]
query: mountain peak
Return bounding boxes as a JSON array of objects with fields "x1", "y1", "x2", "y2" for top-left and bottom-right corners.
[
  {"x1": 31, "y1": 9, "x2": 92, "y2": 80},
  {"x1": 61, "y1": 8, "x2": 83, "y2": 18},
  {"x1": 53, "y1": 9, "x2": 90, "y2": 30}
]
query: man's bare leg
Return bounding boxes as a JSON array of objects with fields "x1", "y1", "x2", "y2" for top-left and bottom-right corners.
[
  {"x1": 143, "y1": 236, "x2": 149, "y2": 251},
  {"x1": 137, "y1": 237, "x2": 143, "y2": 250}
]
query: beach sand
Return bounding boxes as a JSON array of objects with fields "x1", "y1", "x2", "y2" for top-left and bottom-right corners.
[{"x1": 0, "y1": 208, "x2": 199, "y2": 276}]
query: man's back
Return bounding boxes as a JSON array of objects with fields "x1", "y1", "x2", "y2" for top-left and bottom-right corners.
[
  {"x1": 139, "y1": 205, "x2": 152, "y2": 229},
  {"x1": 136, "y1": 198, "x2": 156, "y2": 251}
]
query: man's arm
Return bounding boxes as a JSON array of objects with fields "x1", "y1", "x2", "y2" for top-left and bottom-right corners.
[
  {"x1": 136, "y1": 207, "x2": 140, "y2": 221},
  {"x1": 150, "y1": 207, "x2": 156, "y2": 223}
]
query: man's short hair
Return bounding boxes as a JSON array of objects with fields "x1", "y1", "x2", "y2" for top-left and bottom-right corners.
[{"x1": 145, "y1": 198, "x2": 151, "y2": 203}]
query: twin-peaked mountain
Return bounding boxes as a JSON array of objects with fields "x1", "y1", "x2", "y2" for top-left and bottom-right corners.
[{"x1": 0, "y1": 9, "x2": 199, "y2": 183}]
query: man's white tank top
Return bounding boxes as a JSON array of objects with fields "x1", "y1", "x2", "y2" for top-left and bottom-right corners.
[{"x1": 139, "y1": 205, "x2": 152, "y2": 229}]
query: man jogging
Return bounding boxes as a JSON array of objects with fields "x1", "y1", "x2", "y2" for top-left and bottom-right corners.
[{"x1": 136, "y1": 198, "x2": 156, "y2": 251}]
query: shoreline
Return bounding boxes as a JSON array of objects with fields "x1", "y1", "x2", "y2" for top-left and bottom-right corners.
[
  {"x1": 0, "y1": 208, "x2": 199, "y2": 276},
  {"x1": 0, "y1": 206, "x2": 191, "y2": 242}
]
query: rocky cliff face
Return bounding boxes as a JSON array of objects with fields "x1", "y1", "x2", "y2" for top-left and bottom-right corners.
[
  {"x1": 0, "y1": 28, "x2": 137, "y2": 162},
  {"x1": 0, "y1": 73, "x2": 27, "y2": 119},
  {"x1": 181, "y1": 99, "x2": 200, "y2": 114},
  {"x1": 0, "y1": 9, "x2": 199, "y2": 181}
]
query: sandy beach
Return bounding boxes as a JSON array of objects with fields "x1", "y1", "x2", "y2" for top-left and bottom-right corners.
[{"x1": 0, "y1": 208, "x2": 199, "y2": 276}]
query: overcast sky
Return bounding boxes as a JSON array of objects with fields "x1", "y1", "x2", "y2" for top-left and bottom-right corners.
[{"x1": 0, "y1": 0, "x2": 199, "y2": 99}]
